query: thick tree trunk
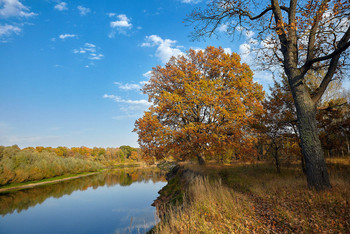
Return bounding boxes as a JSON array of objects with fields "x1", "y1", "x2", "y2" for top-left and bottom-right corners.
[{"x1": 290, "y1": 82, "x2": 331, "y2": 190}]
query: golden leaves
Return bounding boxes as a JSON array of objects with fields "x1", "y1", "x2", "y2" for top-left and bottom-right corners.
[{"x1": 134, "y1": 46, "x2": 265, "y2": 161}]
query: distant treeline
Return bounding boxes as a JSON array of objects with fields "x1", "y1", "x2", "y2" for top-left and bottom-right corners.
[
  {"x1": 0, "y1": 145, "x2": 141, "y2": 186},
  {"x1": 22, "y1": 145, "x2": 141, "y2": 163}
]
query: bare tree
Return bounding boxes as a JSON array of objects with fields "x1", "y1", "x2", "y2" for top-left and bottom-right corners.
[{"x1": 188, "y1": 0, "x2": 350, "y2": 190}]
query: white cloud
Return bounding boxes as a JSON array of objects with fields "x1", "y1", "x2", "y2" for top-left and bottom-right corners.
[
  {"x1": 0, "y1": 0, "x2": 36, "y2": 18},
  {"x1": 142, "y1": 35, "x2": 184, "y2": 63},
  {"x1": 59, "y1": 34, "x2": 77, "y2": 39},
  {"x1": 0, "y1": 0, "x2": 35, "y2": 41},
  {"x1": 223, "y1": 47, "x2": 232, "y2": 54},
  {"x1": 73, "y1": 49, "x2": 86, "y2": 54},
  {"x1": 110, "y1": 14, "x2": 132, "y2": 28},
  {"x1": 239, "y1": 43, "x2": 251, "y2": 61},
  {"x1": 107, "y1": 12, "x2": 116, "y2": 17},
  {"x1": 73, "y1": 43, "x2": 104, "y2": 64},
  {"x1": 89, "y1": 53, "x2": 104, "y2": 60},
  {"x1": 112, "y1": 114, "x2": 142, "y2": 120},
  {"x1": 142, "y1": 71, "x2": 152, "y2": 78},
  {"x1": 218, "y1": 23, "x2": 228, "y2": 32},
  {"x1": 109, "y1": 14, "x2": 132, "y2": 37},
  {"x1": 103, "y1": 94, "x2": 150, "y2": 106},
  {"x1": 238, "y1": 35, "x2": 279, "y2": 89},
  {"x1": 85, "y1": 42, "x2": 95, "y2": 48},
  {"x1": 54, "y1": 2, "x2": 67, "y2": 11},
  {"x1": 77, "y1": 5, "x2": 90, "y2": 16},
  {"x1": 245, "y1": 30, "x2": 254, "y2": 39},
  {"x1": 141, "y1": 42, "x2": 151, "y2": 47},
  {"x1": 0, "y1": 24, "x2": 20, "y2": 37},
  {"x1": 114, "y1": 82, "x2": 142, "y2": 91},
  {"x1": 181, "y1": 0, "x2": 201, "y2": 3}
]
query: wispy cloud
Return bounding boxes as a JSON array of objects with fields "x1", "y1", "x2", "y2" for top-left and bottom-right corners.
[
  {"x1": 109, "y1": 14, "x2": 132, "y2": 37},
  {"x1": 112, "y1": 114, "x2": 142, "y2": 120},
  {"x1": 218, "y1": 23, "x2": 228, "y2": 32},
  {"x1": 77, "y1": 5, "x2": 90, "y2": 16},
  {"x1": 0, "y1": 24, "x2": 21, "y2": 37},
  {"x1": 103, "y1": 94, "x2": 150, "y2": 106},
  {"x1": 73, "y1": 43, "x2": 104, "y2": 66},
  {"x1": 0, "y1": 0, "x2": 36, "y2": 18},
  {"x1": 0, "y1": 0, "x2": 36, "y2": 42},
  {"x1": 103, "y1": 93, "x2": 151, "y2": 120},
  {"x1": 142, "y1": 71, "x2": 152, "y2": 79},
  {"x1": 141, "y1": 35, "x2": 184, "y2": 63},
  {"x1": 54, "y1": 2, "x2": 68, "y2": 11},
  {"x1": 236, "y1": 30, "x2": 275, "y2": 87},
  {"x1": 59, "y1": 34, "x2": 77, "y2": 40},
  {"x1": 114, "y1": 82, "x2": 142, "y2": 91},
  {"x1": 180, "y1": 0, "x2": 201, "y2": 3}
]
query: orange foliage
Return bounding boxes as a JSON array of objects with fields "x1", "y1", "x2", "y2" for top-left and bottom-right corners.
[{"x1": 134, "y1": 46, "x2": 265, "y2": 162}]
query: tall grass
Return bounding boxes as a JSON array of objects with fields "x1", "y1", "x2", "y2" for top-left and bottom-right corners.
[
  {"x1": 154, "y1": 176, "x2": 263, "y2": 233},
  {"x1": 0, "y1": 146, "x2": 102, "y2": 186},
  {"x1": 154, "y1": 160, "x2": 350, "y2": 233}
]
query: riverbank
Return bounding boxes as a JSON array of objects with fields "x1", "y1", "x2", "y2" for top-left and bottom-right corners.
[
  {"x1": 0, "y1": 171, "x2": 103, "y2": 193},
  {"x1": 0, "y1": 162, "x2": 150, "y2": 193},
  {"x1": 152, "y1": 159, "x2": 350, "y2": 233}
]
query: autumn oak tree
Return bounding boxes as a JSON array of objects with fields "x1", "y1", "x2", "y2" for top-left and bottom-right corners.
[
  {"x1": 134, "y1": 47, "x2": 264, "y2": 165},
  {"x1": 188, "y1": 0, "x2": 350, "y2": 189}
]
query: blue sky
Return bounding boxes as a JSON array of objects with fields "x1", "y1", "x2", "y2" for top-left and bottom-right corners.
[{"x1": 0, "y1": 0, "x2": 276, "y2": 148}]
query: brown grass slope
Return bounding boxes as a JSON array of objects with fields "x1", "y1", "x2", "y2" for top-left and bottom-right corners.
[{"x1": 153, "y1": 158, "x2": 350, "y2": 233}]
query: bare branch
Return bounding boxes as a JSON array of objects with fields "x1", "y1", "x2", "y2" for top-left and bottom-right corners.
[
  {"x1": 306, "y1": 0, "x2": 331, "y2": 62},
  {"x1": 301, "y1": 27, "x2": 350, "y2": 74},
  {"x1": 243, "y1": 6, "x2": 289, "y2": 20}
]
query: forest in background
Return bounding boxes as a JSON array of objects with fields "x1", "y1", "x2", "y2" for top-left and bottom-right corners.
[{"x1": 0, "y1": 145, "x2": 141, "y2": 186}]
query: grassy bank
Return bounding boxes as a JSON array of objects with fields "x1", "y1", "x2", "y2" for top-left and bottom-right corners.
[
  {"x1": 0, "y1": 170, "x2": 103, "y2": 193},
  {"x1": 0, "y1": 146, "x2": 103, "y2": 186},
  {"x1": 0, "y1": 162, "x2": 153, "y2": 192},
  {"x1": 0, "y1": 145, "x2": 153, "y2": 189},
  {"x1": 153, "y1": 159, "x2": 350, "y2": 233}
]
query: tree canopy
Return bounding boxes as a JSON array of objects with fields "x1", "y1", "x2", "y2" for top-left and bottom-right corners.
[
  {"x1": 188, "y1": 0, "x2": 350, "y2": 189},
  {"x1": 134, "y1": 46, "x2": 264, "y2": 164}
]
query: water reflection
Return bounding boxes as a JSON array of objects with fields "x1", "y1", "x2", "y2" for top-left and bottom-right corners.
[{"x1": 0, "y1": 167, "x2": 166, "y2": 216}]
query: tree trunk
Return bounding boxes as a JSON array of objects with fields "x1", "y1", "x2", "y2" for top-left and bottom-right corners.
[
  {"x1": 300, "y1": 153, "x2": 306, "y2": 174},
  {"x1": 298, "y1": 141, "x2": 307, "y2": 174},
  {"x1": 273, "y1": 144, "x2": 280, "y2": 173},
  {"x1": 197, "y1": 154, "x2": 206, "y2": 165},
  {"x1": 290, "y1": 81, "x2": 331, "y2": 190}
]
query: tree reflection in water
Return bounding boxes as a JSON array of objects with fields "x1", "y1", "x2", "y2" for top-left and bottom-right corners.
[{"x1": 0, "y1": 167, "x2": 166, "y2": 216}]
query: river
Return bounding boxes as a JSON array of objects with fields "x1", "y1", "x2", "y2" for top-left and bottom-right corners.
[{"x1": 0, "y1": 167, "x2": 167, "y2": 234}]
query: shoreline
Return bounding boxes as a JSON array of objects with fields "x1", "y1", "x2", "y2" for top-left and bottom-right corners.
[
  {"x1": 0, "y1": 171, "x2": 102, "y2": 193},
  {"x1": 0, "y1": 163, "x2": 158, "y2": 194}
]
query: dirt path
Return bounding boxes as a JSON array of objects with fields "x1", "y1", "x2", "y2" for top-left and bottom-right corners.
[{"x1": 0, "y1": 172, "x2": 100, "y2": 193}]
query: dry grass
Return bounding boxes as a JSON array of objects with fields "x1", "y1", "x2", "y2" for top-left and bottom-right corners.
[
  {"x1": 154, "y1": 177, "x2": 265, "y2": 233},
  {"x1": 153, "y1": 158, "x2": 350, "y2": 233}
]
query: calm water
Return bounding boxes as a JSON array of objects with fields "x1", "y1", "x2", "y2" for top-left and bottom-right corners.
[{"x1": 0, "y1": 167, "x2": 167, "y2": 234}]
